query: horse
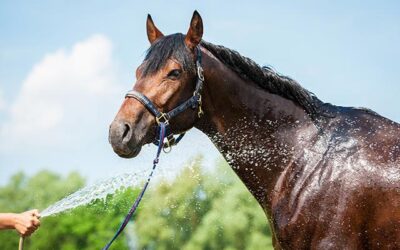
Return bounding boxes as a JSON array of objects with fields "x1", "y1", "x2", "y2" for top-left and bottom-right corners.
[{"x1": 108, "y1": 11, "x2": 400, "y2": 249}]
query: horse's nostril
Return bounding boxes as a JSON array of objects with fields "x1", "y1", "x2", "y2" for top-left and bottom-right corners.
[{"x1": 122, "y1": 123, "x2": 131, "y2": 141}]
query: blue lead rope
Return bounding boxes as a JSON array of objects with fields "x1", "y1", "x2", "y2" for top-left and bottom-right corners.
[{"x1": 102, "y1": 122, "x2": 167, "y2": 250}]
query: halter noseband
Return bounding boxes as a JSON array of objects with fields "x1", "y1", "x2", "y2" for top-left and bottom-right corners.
[{"x1": 125, "y1": 46, "x2": 204, "y2": 151}]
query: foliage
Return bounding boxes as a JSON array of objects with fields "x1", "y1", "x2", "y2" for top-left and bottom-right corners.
[{"x1": 0, "y1": 158, "x2": 273, "y2": 249}]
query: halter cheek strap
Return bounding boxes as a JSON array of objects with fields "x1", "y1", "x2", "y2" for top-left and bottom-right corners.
[{"x1": 125, "y1": 46, "x2": 204, "y2": 150}]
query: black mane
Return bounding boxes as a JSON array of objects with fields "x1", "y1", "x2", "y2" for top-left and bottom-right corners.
[
  {"x1": 143, "y1": 33, "x2": 324, "y2": 120},
  {"x1": 200, "y1": 41, "x2": 324, "y2": 120}
]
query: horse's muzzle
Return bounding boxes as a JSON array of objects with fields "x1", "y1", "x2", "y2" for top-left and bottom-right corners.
[{"x1": 109, "y1": 120, "x2": 142, "y2": 158}]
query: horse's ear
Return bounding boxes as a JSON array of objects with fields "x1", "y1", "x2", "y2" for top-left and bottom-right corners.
[
  {"x1": 185, "y1": 10, "x2": 203, "y2": 50},
  {"x1": 146, "y1": 14, "x2": 164, "y2": 44}
]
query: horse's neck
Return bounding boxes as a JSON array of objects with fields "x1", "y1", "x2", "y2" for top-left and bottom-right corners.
[{"x1": 195, "y1": 50, "x2": 318, "y2": 210}]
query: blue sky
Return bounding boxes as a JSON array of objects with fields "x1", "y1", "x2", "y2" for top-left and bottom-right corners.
[{"x1": 1, "y1": 1, "x2": 399, "y2": 185}]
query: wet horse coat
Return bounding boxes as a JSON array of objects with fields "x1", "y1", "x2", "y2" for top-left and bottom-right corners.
[{"x1": 109, "y1": 11, "x2": 400, "y2": 249}]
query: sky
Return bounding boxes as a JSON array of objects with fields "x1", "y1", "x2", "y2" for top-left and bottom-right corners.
[{"x1": 0, "y1": 1, "x2": 399, "y2": 185}]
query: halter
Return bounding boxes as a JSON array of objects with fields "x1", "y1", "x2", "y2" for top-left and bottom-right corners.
[{"x1": 125, "y1": 46, "x2": 204, "y2": 151}]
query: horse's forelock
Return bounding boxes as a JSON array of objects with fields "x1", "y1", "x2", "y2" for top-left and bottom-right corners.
[{"x1": 142, "y1": 33, "x2": 196, "y2": 76}]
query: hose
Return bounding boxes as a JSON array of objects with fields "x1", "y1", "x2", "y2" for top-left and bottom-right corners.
[{"x1": 18, "y1": 236, "x2": 24, "y2": 250}]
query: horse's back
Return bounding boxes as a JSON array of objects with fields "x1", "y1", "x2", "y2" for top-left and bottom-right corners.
[
  {"x1": 272, "y1": 107, "x2": 400, "y2": 249},
  {"x1": 316, "y1": 108, "x2": 400, "y2": 248},
  {"x1": 348, "y1": 108, "x2": 400, "y2": 249}
]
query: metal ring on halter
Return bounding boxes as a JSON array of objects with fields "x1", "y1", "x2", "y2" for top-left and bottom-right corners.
[
  {"x1": 197, "y1": 65, "x2": 204, "y2": 81},
  {"x1": 163, "y1": 140, "x2": 172, "y2": 153}
]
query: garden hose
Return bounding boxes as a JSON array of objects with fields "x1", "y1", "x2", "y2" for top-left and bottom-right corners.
[{"x1": 18, "y1": 236, "x2": 24, "y2": 250}]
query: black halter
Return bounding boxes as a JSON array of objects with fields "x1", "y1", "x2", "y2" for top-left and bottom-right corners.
[{"x1": 125, "y1": 46, "x2": 204, "y2": 151}]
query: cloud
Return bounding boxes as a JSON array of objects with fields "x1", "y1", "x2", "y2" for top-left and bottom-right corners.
[{"x1": 0, "y1": 34, "x2": 124, "y2": 150}]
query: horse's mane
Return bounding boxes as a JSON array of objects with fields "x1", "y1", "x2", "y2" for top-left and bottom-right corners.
[
  {"x1": 143, "y1": 33, "x2": 324, "y2": 120},
  {"x1": 200, "y1": 41, "x2": 324, "y2": 120}
]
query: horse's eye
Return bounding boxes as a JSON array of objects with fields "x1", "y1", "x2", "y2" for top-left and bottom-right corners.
[{"x1": 167, "y1": 69, "x2": 182, "y2": 79}]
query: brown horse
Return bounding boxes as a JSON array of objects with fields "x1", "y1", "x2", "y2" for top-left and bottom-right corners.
[{"x1": 109, "y1": 11, "x2": 400, "y2": 249}]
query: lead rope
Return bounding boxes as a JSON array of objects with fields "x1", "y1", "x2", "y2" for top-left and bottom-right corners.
[{"x1": 102, "y1": 122, "x2": 167, "y2": 250}]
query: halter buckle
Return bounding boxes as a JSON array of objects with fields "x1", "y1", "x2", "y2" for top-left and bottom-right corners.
[{"x1": 156, "y1": 113, "x2": 169, "y2": 125}]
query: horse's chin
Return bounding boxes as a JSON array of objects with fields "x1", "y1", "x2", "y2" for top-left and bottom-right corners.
[{"x1": 114, "y1": 145, "x2": 142, "y2": 159}]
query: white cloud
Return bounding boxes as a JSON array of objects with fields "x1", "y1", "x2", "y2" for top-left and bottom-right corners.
[{"x1": 0, "y1": 34, "x2": 124, "y2": 150}]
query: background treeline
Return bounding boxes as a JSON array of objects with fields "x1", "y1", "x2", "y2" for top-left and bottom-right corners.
[{"x1": 0, "y1": 157, "x2": 273, "y2": 249}]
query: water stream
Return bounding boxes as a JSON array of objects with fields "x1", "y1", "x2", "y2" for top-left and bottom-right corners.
[{"x1": 40, "y1": 170, "x2": 150, "y2": 217}]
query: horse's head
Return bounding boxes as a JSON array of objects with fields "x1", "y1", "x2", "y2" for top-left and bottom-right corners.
[{"x1": 109, "y1": 11, "x2": 204, "y2": 158}]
